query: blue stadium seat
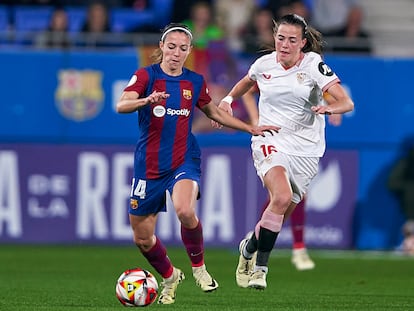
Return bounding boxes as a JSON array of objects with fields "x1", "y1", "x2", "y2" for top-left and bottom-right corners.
[
  {"x1": 13, "y1": 6, "x2": 53, "y2": 32},
  {"x1": 65, "y1": 6, "x2": 86, "y2": 33},
  {"x1": 0, "y1": 5, "x2": 10, "y2": 31},
  {"x1": 149, "y1": 0, "x2": 172, "y2": 28},
  {"x1": 111, "y1": 8, "x2": 155, "y2": 32}
]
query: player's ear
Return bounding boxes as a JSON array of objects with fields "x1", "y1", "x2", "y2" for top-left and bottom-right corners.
[{"x1": 301, "y1": 38, "x2": 307, "y2": 49}]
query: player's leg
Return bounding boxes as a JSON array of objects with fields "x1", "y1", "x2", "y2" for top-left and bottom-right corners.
[
  {"x1": 236, "y1": 198, "x2": 268, "y2": 288},
  {"x1": 129, "y1": 177, "x2": 184, "y2": 305},
  {"x1": 129, "y1": 213, "x2": 184, "y2": 305},
  {"x1": 236, "y1": 229, "x2": 258, "y2": 287},
  {"x1": 290, "y1": 197, "x2": 315, "y2": 270},
  {"x1": 247, "y1": 166, "x2": 291, "y2": 289},
  {"x1": 172, "y1": 178, "x2": 219, "y2": 292}
]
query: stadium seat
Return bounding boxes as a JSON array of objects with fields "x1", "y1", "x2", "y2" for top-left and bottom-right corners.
[
  {"x1": 65, "y1": 6, "x2": 86, "y2": 33},
  {"x1": 149, "y1": 0, "x2": 172, "y2": 28},
  {"x1": 12, "y1": 6, "x2": 53, "y2": 32},
  {"x1": 111, "y1": 8, "x2": 155, "y2": 33},
  {"x1": 0, "y1": 5, "x2": 10, "y2": 31},
  {"x1": 11, "y1": 6, "x2": 54, "y2": 45}
]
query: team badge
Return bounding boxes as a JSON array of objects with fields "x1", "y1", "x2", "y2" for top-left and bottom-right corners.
[
  {"x1": 296, "y1": 72, "x2": 306, "y2": 84},
  {"x1": 318, "y1": 62, "x2": 334, "y2": 76},
  {"x1": 55, "y1": 70, "x2": 104, "y2": 121},
  {"x1": 130, "y1": 199, "x2": 138, "y2": 209},
  {"x1": 183, "y1": 89, "x2": 192, "y2": 100}
]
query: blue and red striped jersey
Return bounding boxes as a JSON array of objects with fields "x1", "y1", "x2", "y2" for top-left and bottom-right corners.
[{"x1": 124, "y1": 64, "x2": 211, "y2": 179}]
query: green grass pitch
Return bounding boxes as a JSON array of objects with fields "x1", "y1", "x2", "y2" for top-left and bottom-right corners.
[{"x1": 0, "y1": 245, "x2": 413, "y2": 310}]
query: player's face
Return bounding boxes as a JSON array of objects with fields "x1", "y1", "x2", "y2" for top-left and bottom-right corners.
[
  {"x1": 160, "y1": 32, "x2": 192, "y2": 75},
  {"x1": 275, "y1": 24, "x2": 306, "y2": 68}
]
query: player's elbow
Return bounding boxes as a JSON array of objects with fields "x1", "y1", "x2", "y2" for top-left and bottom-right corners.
[
  {"x1": 346, "y1": 100, "x2": 355, "y2": 113},
  {"x1": 116, "y1": 101, "x2": 131, "y2": 113},
  {"x1": 115, "y1": 102, "x2": 124, "y2": 113}
]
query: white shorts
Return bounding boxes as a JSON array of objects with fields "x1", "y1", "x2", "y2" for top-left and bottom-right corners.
[{"x1": 251, "y1": 140, "x2": 319, "y2": 203}]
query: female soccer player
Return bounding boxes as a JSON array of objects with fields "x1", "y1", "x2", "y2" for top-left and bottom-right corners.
[
  {"x1": 215, "y1": 14, "x2": 354, "y2": 289},
  {"x1": 240, "y1": 85, "x2": 343, "y2": 272},
  {"x1": 116, "y1": 23, "x2": 278, "y2": 304}
]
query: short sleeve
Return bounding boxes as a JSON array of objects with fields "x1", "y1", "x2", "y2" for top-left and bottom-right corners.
[
  {"x1": 308, "y1": 54, "x2": 340, "y2": 91},
  {"x1": 124, "y1": 67, "x2": 150, "y2": 96},
  {"x1": 248, "y1": 61, "x2": 259, "y2": 82},
  {"x1": 197, "y1": 79, "x2": 212, "y2": 109}
]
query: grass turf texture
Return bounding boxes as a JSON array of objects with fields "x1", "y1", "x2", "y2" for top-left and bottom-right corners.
[{"x1": 0, "y1": 245, "x2": 413, "y2": 310}]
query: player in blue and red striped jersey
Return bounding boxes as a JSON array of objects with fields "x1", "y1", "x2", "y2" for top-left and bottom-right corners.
[{"x1": 116, "y1": 23, "x2": 279, "y2": 305}]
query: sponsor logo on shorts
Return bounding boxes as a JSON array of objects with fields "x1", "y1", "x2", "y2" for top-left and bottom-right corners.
[{"x1": 174, "y1": 172, "x2": 186, "y2": 179}]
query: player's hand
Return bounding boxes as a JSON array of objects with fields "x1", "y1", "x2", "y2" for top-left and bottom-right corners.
[
  {"x1": 311, "y1": 105, "x2": 332, "y2": 115},
  {"x1": 250, "y1": 125, "x2": 280, "y2": 137},
  {"x1": 211, "y1": 101, "x2": 233, "y2": 129},
  {"x1": 146, "y1": 90, "x2": 169, "y2": 104}
]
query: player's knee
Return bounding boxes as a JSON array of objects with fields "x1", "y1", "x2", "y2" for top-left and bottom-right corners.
[
  {"x1": 175, "y1": 205, "x2": 195, "y2": 224},
  {"x1": 268, "y1": 194, "x2": 292, "y2": 213},
  {"x1": 133, "y1": 235, "x2": 154, "y2": 252}
]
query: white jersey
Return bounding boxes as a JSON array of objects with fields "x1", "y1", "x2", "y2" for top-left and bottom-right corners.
[{"x1": 249, "y1": 51, "x2": 340, "y2": 157}]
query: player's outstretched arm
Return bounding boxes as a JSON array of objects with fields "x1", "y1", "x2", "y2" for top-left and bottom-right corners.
[
  {"x1": 211, "y1": 74, "x2": 256, "y2": 129},
  {"x1": 202, "y1": 101, "x2": 279, "y2": 136},
  {"x1": 116, "y1": 90, "x2": 169, "y2": 113}
]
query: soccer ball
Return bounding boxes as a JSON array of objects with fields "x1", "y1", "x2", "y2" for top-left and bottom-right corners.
[{"x1": 116, "y1": 268, "x2": 158, "y2": 307}]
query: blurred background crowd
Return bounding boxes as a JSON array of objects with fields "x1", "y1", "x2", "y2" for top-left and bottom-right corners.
[{"x1": 0, "y1": 0, "x2": 376, "y2": 54}]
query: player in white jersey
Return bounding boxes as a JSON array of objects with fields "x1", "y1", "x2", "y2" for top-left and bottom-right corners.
[
  {"x1": 214, "y1": 14, "x2": 354, "y2": 289},
  {"x1": 241, "y1": 84, "x2": 342, "y2": 272}
]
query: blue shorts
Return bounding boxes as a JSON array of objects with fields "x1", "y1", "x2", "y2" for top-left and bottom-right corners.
[{"x1": 129, "y1": 159, "x2": 201, "y2": 216}]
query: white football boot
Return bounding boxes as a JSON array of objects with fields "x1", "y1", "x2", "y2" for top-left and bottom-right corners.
[
  {"x1": 291, "y1": 248, "x2": 315, "y2": 271},
  {"x1": 236, "y1": 238, "x2": 257, "y2": 288},
  {"x1": 192, "y1": 264, "x2": 219, "y2": 292},
  {"x1": 157, "y1": 267, "x2": 185, "y2": 304}
]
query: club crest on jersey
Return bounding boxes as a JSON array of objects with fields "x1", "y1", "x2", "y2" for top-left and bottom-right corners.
[
  {"x1": 183, "y1": 89, "x2": 192, "y2": 100},
  {"x1": 130, "y1": 199, "x2": 138, "y2": 209},
  {"x1": 297, "y1": 72, "x2": 306, "y2": 84},
  {"x1": 318, "y1": 62, "x2": 334, "y2": 76},
  {"x1": 262, "y1": 73, "x2": 271, "y2": 79}
]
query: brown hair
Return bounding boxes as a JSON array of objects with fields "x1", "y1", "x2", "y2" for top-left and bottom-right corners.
[{"x1": 274, "y1": 14, "x2": 324, "y2": 54}]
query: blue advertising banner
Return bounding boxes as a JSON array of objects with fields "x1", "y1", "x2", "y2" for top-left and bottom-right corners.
[
  {"x1": 0, "y1": 144, "x2": 357, "y2": 249},
  {"x1": 1, "y1": 51, "x2": 413, "y2": 147},
  {"x1": 1, "y1": 50, "x2": 412, "y2": 249}
]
